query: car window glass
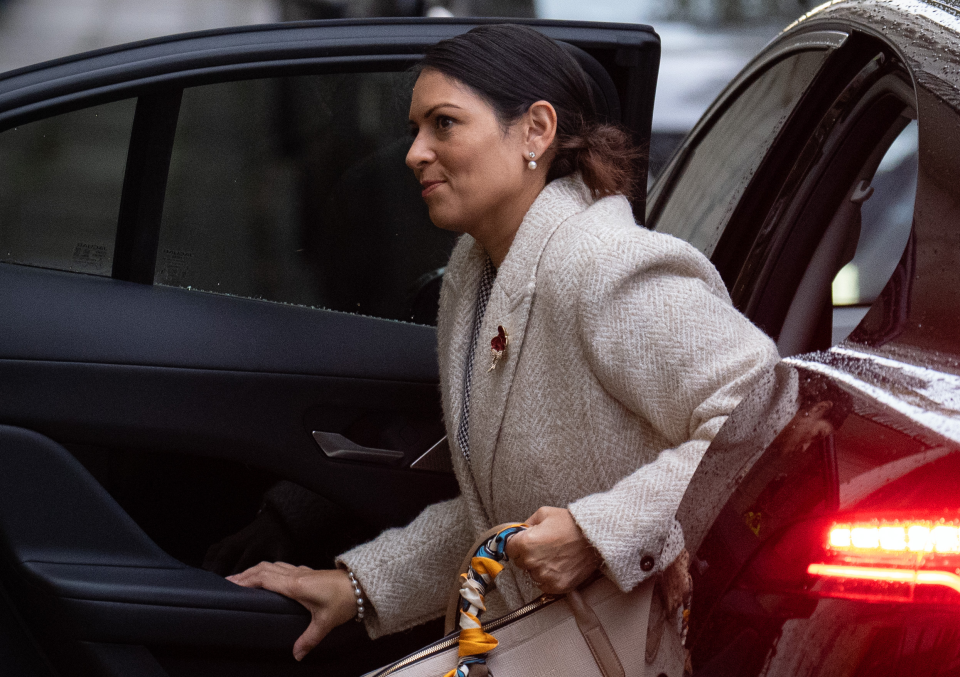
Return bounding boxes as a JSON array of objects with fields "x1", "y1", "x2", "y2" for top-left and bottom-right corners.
[
  {"x1": 157, "y1": 72, "x2": 456, "y2": 325},
  {"x1": 831, "y1": 120, "x2": 918, "y2": 343},
  {"x1": 655, "y1": 50, "x2": 828, "y2": 256},
  {"x1": 0, "y1": 99, "x2": 136, "y2": 276}
]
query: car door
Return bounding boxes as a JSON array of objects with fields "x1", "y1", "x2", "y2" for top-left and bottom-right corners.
[
  {"x1": 648, "y1": 4, "x2": 960, "y2": 677},
  {"x1": 647, "y1": 24, "x2": 918, "y2": 357},
  {"x1": 0, "y1": 18, "x2": 660, "y2": 677}
]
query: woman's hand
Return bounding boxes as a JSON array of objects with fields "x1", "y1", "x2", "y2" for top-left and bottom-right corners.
[
  {"x1": 227, "y1": 564, "x2": 357, "y2": 661},
  {"x1": 505, "y1": 506, "x2": 601, "y2": 594}
]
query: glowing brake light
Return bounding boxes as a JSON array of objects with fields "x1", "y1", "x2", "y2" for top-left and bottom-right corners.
[
  {"x1": 807, "y1": 519, "x2": 960, "y2": 605},
  {"x1": 828, "y1": 522, "x2": 960, "y2": 554}
]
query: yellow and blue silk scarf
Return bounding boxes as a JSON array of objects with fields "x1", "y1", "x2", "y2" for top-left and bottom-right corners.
[{"x1": 445, "y1": 524, "x2": 527, "y2": 677}]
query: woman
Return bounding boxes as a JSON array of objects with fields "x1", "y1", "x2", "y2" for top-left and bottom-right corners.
[{"x1": 229, "y1": 24, "x2": 779, "y2": 663}]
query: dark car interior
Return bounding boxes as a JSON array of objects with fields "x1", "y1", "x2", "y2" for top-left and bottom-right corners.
[
  {"x1": 752, "y1": 64, "x2": 918, "y2": 357},
  {"x1": 649, "y1": 31, "x2": 919, "y2": 360}
]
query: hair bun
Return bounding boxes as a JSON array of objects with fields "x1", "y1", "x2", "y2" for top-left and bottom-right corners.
[{"x1": 549, "y1": 122, "x2": 642, "y2": 200}]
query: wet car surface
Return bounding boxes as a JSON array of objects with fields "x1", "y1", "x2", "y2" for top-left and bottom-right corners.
[{"x1": 657, "y1": 1, "x2": 960, "y2": 675}]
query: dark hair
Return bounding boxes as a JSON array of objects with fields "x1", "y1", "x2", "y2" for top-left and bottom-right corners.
[{"x1": 418, "y1": 24, "x2": 642, "y2": 200}]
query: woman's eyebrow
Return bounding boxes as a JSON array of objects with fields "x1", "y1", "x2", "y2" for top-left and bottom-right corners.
[{"x1": 421, "y1": 103, "x2": 463, "y2": 118}]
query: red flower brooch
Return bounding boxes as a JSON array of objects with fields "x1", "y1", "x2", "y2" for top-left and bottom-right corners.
[{"x1": 488, "y1": 325, "x2": 509, "y2": 372}]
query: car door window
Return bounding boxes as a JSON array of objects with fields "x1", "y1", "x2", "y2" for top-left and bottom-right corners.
[
  {"x1": 652, "y1": 50, "x2": 828, "y2": 256},
  {"x1": 831, "y1": 120, "x2": 918, "y2": 343},
  {"x1": 157, "y1": 71, "x2": 457, "y2": 325},
  {"x1": 748, "y1": 63, "x2": 920, "y2": 357},
  {"x1": 0, "y1": 99, "x2": 136, "y2": 276}
]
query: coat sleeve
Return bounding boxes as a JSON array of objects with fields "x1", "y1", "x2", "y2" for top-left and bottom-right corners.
[
  {"x1": 567, "y1": 231, "x2": 779, "y2": 593},
  {"x1": 336, "y1": 494, "x2": 475, "y2": 639}
]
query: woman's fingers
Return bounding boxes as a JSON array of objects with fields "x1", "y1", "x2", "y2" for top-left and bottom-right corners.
[
  {"x1": 529, "y1": 556, "x2": 595, "y2": 594},
  {"x1": 293, "y1": 616, "x2": 334, "y2": 662},
  {"x1": 288, "y1": 569, "x2": 360, "y2": 661},
  {"x1": 505, "y1": 528, "x2": 529, "y2": 566},
  {"x1": 226, "y1": 565, "x2": 358, "y2": 661},
  {"x1": 226, "y1": 561, "x2": 268, "y2": 587},
  {"x1": 525, "y1": 505, "x2": 553, "y2": 526},
  {"x1": 227, "y1": 561, "x2": 295, "y2": 595},
  {"x1": 510, "y1": 507, "x2": 601, "y2": 594},
  {"x1": 534, "y1": 560, "x2": 593, "y2": 594}
]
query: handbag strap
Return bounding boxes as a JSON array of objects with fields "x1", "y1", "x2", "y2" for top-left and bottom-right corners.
[
  {"x1": 442, "y1": 523, "x2": 625, "y2": 677},
  {"x1": 442, "y1": 523, "x2": 526, "y2": 677}
]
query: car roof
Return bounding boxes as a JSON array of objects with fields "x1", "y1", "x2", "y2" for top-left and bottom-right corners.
[
  {"x1": 0, "y1": 18, "x2": 656, "y2": 110},
  {"x1": 794, "y1": 0, "x2": 960, "y2": 89}
]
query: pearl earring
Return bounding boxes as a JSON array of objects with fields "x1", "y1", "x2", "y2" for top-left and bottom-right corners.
[{"x1": 527, "y1": 151, "x2": 537, "y2": 170}]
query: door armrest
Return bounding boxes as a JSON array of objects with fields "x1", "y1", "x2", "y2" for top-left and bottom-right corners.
[{"x1": 0, "y1": 425, "x2": 313, "y2": 649}]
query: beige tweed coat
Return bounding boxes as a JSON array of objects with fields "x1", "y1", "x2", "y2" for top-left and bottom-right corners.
[{"x1": 338, "y1": 175, "x2": 779, "y2": 639}]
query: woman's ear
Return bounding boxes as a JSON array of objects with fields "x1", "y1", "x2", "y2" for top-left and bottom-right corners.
[{"x1": 524, "y1": 100, "x2": 558, "y2": 156}]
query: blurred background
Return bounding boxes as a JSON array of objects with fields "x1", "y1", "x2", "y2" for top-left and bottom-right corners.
[{"x1": 0, "y1": 0, "x2": 819, "y2": 179}]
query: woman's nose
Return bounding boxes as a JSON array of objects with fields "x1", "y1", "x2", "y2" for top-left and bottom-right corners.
[{"x1": 406, "y1": 132, "x2": 434, "y2": 170}]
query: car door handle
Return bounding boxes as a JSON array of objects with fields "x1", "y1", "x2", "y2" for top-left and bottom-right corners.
[{"x1": 311, "y1": 431, "x2": 405, "y2": 465}]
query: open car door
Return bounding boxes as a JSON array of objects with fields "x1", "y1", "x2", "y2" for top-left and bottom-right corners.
[{"x1": 0, "y1": 18, "x2": 659, "y2": 677}]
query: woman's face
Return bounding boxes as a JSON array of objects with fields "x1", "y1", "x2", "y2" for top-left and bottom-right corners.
[{"x1": 406, "y1": 69, "x2": 536, "y2": 235}]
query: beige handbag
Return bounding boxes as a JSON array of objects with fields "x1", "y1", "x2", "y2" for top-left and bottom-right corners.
[{"x1": 366, "y1": 524, "x2": 684, "y2": 677}]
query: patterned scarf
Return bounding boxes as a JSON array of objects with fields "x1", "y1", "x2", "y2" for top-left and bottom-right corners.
[{"x1": 445, "y1": 524, "x2": 527, "y2": 677}]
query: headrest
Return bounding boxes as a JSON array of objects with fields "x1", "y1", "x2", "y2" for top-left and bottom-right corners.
[{"x1": 558, "y1": 41, "x2": 622, "y2": 124}]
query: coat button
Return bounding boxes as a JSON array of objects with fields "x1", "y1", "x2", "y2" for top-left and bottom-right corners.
[{"x1": 641, "y1": 556, "x2": 655, "y2": 572}]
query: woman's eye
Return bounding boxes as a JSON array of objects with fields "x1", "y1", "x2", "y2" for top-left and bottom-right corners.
[
  {"x1": 408, "y1": 125, "x2": 419, "y2": 139},
  {"x1": 436, "y1": 115, "x2": 454, "y2": 131}
]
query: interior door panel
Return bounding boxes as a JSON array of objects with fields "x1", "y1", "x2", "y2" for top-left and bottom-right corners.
[
  {"x1": 0, "y1": 426, "x2": 310, "y2": 647},
  {"x1": 0, "y1": 263, "x2": 440, "y2": 378},
  {"x1": 0, "y1": 261, "x2": 456, "y2": 517},
  {"x1": 0, "y1": 263, "x2": 456, "y2": 674}
]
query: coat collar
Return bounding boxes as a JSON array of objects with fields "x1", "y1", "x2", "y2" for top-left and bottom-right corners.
[{"x1": 437, "y1": 175, "x2": 595, "y2": 514}]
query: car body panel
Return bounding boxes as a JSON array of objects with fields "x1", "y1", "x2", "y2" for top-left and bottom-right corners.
[{"x1": 663, "y1": 2, "x2": 960, "y2": 675}]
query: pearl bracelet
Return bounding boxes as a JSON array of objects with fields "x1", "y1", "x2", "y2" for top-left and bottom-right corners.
[{"x1": 347, "y1": 570, "x2": 365, "y2": 622}]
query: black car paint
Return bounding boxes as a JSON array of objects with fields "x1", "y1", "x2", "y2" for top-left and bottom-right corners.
[{"x1": 663, "y1": 2, "x2": 960, "y2": 675}]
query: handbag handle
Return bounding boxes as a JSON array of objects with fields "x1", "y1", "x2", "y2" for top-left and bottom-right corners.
[{"x1": 442, "y1": 523, "x2": 625, "y2": 677}]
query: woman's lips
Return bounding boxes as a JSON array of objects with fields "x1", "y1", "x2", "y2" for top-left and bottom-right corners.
[{"x1": 421, "y1": 181, "x2": 444, "y2": 198}]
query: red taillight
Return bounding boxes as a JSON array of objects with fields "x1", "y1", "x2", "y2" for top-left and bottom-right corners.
[
  {"x1": 827, "y1": 523, "x2": 960, "y2": 554},
  {"x1": 807, "y1": 519, "x2": 960, "y2": 605}
]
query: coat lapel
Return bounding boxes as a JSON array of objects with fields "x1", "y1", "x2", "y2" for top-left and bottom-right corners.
[
  {"x1": 466, "y1": 176, "x2": 593, "y2": 511},
  {"x1": 436, "y1": 235, "x2": 491, "y2": 520}
]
